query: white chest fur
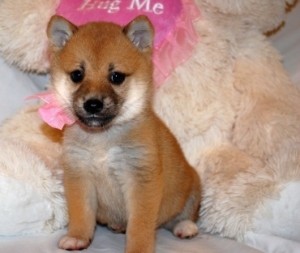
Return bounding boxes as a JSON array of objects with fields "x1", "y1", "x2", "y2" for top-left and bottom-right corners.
[{"x1": 64, "y1": 123, "x2": 146, "y2": 173}]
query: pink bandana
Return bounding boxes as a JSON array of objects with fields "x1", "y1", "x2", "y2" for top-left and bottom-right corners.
[
  {"x1": 56, "y1": 0, "x2": 200, "y2": 86},
  {"x1": 28, "y1": 92, "x2": 76, "y2": 130}
]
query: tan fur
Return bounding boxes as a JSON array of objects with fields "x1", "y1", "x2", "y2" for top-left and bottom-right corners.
[{"x1": 47, "y1": 15, "x2": 201, "y2": 252}]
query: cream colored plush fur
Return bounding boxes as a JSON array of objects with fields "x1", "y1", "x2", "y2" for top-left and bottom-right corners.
[
  {"x1": 0, "y1": 0, "x2": 299, "y2": 246},
  {"x1": 0, "y1": 0, "x2": 59, "y2": 73},
  {"x1": 154, "y1": 1, "x2": 300, "y2": 242},
  {"x1": 0, "y1": 105, "x2": 67, "y2": 234}
]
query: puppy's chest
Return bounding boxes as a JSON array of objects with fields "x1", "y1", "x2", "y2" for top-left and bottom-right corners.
[
  {"x1": 65, "y1": 132, "x2": 147, "y2": 181},
  {"x1": 64, "y1": 129, "x2": 150, "y2": 224}
]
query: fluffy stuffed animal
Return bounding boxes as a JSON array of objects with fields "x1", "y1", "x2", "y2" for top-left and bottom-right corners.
[{"x1": 0, "y1": 0, "x2": 299, "y2": 251}]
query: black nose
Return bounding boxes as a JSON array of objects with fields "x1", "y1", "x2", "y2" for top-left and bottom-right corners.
[{"x1": 83, "y1": 98, "x2": 103, "y2": 114}]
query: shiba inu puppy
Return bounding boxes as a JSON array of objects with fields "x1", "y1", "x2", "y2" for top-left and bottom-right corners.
[{"x1": 47, "y1": 15, "x2": 201, "y2": 253}]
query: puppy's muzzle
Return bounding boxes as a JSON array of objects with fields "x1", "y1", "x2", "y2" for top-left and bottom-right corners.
[{"x1": 75, "y1": 97, "x2": 117, "y2": 128}]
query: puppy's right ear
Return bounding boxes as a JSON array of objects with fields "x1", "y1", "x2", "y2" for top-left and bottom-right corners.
[{"x1": 47, "y1": 15, "x2": 78, "y2": 50}]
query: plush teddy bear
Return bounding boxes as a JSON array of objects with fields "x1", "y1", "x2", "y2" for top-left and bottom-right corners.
[{"x1": 0, "y1": 0, "x2": 299, "y2": 251}]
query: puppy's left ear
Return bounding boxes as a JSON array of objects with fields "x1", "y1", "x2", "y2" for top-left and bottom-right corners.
[{"x1": 123, "y1": 15, "x2": 154, "y2": 53}]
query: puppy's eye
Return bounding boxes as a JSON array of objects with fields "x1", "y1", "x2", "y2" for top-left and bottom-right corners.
[
  {"x1": 109, "y1": 72, "x2": 126, "y2": 85},
  {"x1": 70, "y1": 69, "x2": 84, "y2": 83}
]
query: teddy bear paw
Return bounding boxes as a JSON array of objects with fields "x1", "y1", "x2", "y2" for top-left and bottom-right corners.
[{"x1": 173, "y1": 220, "x2": 199, "y2": 239}]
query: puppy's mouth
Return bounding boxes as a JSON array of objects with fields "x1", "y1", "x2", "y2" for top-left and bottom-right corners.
[
  {"x1": 76, "y1": 113, "x2": 116, "y2": 128},
  {"x1": 73, "y1": 96, "x2": 121, "y2": 129}
]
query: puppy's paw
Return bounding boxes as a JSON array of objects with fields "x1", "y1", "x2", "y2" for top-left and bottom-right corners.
[
  {"x1": 58, "y1": 235, "x2": 91, "y2": 250},
  {"x1": 173, "y1": 220, "x2": 199, "y2": 239}
]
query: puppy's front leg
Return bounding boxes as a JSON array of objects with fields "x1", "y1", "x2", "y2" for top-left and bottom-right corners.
[
  {"x1": 125, "y1": 177, "x2": 163, "y2": 253},
  {"x1": 59, "y1": 171, "x2": 97, "y2": 250}
]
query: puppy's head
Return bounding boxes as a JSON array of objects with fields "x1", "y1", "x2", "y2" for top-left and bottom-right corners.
[{"x1": 47, "y1": 15, "x2": 154, "y2": 129}]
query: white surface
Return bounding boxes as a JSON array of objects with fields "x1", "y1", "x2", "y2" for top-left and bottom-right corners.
[
  {"x1": 245, "y1": 232, "x2": 300, "y2": 253},
  {"x1": 0, "y1": 58, "x2": 47, "y2": 123},
  {"x1": 0, "y1": 226, "x2": 263, "y2": 253}
]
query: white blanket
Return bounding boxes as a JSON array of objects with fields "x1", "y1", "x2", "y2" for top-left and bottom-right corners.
[{"x1": 0, "y1": 226, "x2": 263, "y2": 253}]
